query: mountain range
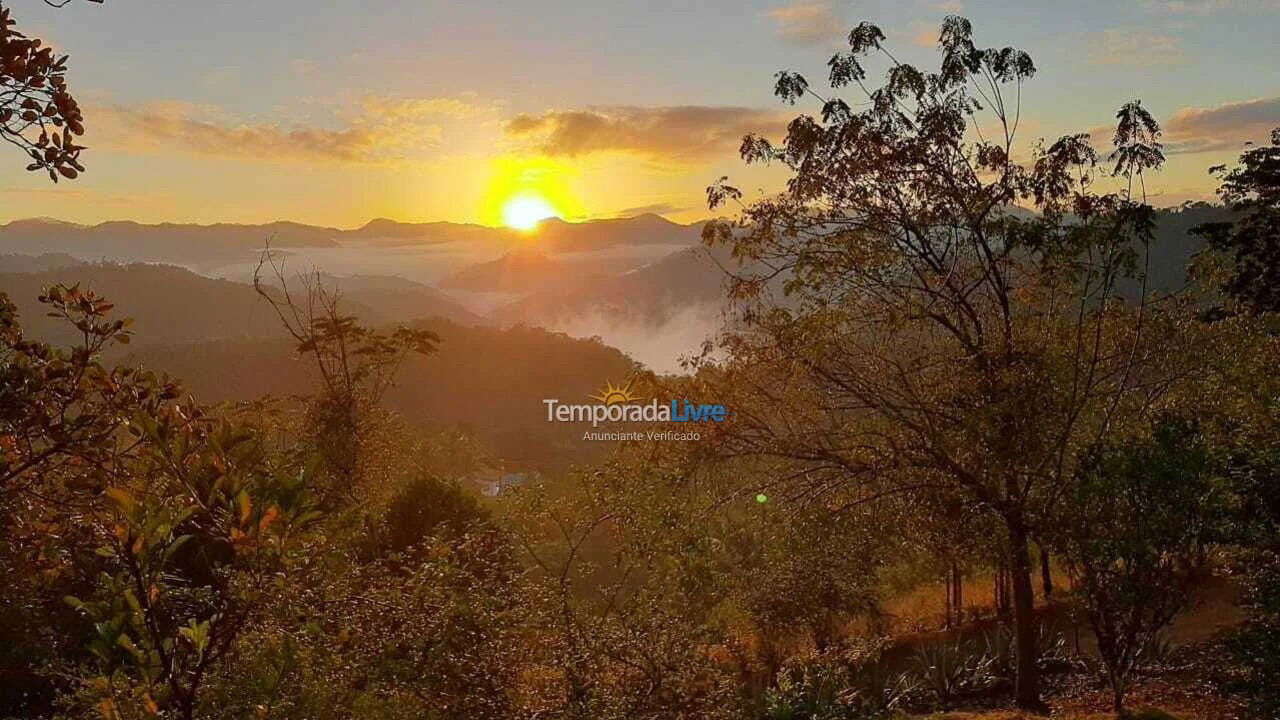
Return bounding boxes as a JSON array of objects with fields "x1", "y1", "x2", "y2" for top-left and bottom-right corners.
[
  {"x1": 0, "y1": 203, "x2": 1233, "y2": 373},
  {"x1": 0, "y1": 213, "x2": 704, "y2": 268}
]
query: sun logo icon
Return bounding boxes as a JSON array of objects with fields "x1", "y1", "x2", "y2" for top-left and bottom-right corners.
[{"x1": 590, "y1": 379, "x2": 642, "y2": 405}]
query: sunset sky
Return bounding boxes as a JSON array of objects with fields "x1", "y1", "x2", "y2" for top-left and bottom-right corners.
[{"x1": 2, "y1": 0, "x2": 1278, "y2": 227}]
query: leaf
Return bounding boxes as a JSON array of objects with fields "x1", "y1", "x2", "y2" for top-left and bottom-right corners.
[
  {"x1": 104, "y1": 486, "x2": 135, "y2": 513},
  {"x1": 259, "y1": 504, "x2": 280, "y2": 533},
  {"x1": 161, "y1": 534, "x2": 193, "y2": 566},
  {"x1": 237, "y1": 490, "x2": 252, "y2": 526}
]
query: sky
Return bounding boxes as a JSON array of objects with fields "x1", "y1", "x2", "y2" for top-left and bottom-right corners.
[{"x1": 1, "y1": 0, "x2": 1278, "y2": 227}]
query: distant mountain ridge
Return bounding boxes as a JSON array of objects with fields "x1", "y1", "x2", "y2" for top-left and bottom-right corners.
[{"x1": 0, "y1": 213, "x2": 705, "y2": 266}]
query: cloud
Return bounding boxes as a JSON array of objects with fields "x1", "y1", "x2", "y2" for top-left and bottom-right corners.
[
  {"x1": 1088, "y1": 29, "x2": 1184, "y2": 66},
  {"x1": 1141, "y1": 0, "x2": 1280, "y2": 13},
  {"x1": 1163, "y1": 96, "x2": 1280, "y2": 153},
  {"x1": 504, "y1": 106, "x2": 789, "y2": 162},
  {"x1": 89, "y1": 95, "x2": 494, "y2": 165},
  {"x1": 362, "y1": 95, "x2": 493, "y2": 121},
  {"x1": 765, "y1": 1, "x2": 845, "y2": 46}
]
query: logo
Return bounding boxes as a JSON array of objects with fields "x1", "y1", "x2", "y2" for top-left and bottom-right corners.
[
  {"x1": 543, "y1": 379, "x2": 730, "y2": 428},
  {"x1": 589, "y1": 379, "x2": 643, "y2": 405}
]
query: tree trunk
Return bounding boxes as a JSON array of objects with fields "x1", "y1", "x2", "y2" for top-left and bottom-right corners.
[
  {"x1": 993, "y1": 563, "x2": 1003, "y2": 614},
  {"x1": 1009, "y1": 521, "x2": 1043, "y2": 709},
  {"x1": 952, "y1": 563, "x2": 963, "y2": 624},
  {"x1": 994, "y1": 567, "x2": 1004, "y2": 616},
  {"x1": 1039, "y1": 544, "x2": 1054, "y2": 599},
  {"x1": 944, "y1": 570, "x2": 953, "y2": 629}
]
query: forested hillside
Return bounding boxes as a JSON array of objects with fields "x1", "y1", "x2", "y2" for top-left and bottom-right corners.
[{"x1": 123, "y1": 318, "x2": 636, "y2": 469}]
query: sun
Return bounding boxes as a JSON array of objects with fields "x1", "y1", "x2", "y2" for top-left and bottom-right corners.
[
  {"x1": 502, "y1": 193, "x2": 557, "y2": 231},
  {"x1": 480, "y1": 156, "x2": 582, "y2": 230}
]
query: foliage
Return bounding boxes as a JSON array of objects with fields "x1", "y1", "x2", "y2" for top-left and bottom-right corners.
[
  {"x1": 0, "y1": 285, "x2": 180, "y2": 715},
  {"x1": 763, "y1": 640, "x2": 914, "y2": 720},
  {"x1": 0, "y1": 284, "x2": 175, "y2": 497},
  {"x1": 1060, "y1": 417, "x2": 1224, "y2": 712},
  {"x1": 1226, "y1": 557, "x2": 1280, "y2": 720},
  {"x1": 63, "y1": 413, "x2": 314, "y2": 720},
  {"x1": 372, "y1": 472, "x2": 488, "y2": 555},
  {"x1": 252, "y1": 252, "x2": 437, "y2": 495},
  {"x1": 701, "y1": 13, "x2": 1190, "y2": 710},
  {"x1": 506, "y1": 472, "x2": 740, "y2": 720},
  {"x1": 1220, "y1": 440, "x2": 1280, "y2": 719},
  {"x1": 0, "y1": 0, "x2": 96, "y2": 181},
  {"x1": 1194, "y1": 127, "x2": 1280, "y2": 315},
  {"x1": 910, "y1": 639, "x2": 994, "y2": 707}
]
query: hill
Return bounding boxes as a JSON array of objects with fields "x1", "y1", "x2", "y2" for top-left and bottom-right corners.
[
  {"x1": 437, "y1": 247, "x2": 613, "y2": 295},
  {"x1": 492, "y1": 243, "x2": 734, "y2": 327},
  {"x1": 0, "y1": 218, "x2": 342, "y2": 266},
  {"x1": 0, "y1": 261, "x2": 484, "y2": 349},
  {"x1": 123, "y1": 318, "x2": 638, "y2": 469},
  {"x1": 0, "y1": 252, "x2": 84, "y2": 273}
]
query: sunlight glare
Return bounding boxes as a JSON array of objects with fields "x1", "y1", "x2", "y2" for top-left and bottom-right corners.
[{"x1": 502, "y1": 193, "x2": 557, "y2": 231}]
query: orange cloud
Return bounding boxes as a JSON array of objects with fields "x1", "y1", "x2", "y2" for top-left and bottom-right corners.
[
  {"x1": 1088, "y1": 29, "x2": 1184, "y2": 66},
  {"x1": 765, "y1": 1, "x2": 845, "y2": 46},
  {"x1": 505, "y1": 106, "x2": 790, "y2": 162},
  {"x1": 1165, "y1": 96, "x2": 1280, "y2": 153},
  {"x1": 88, "y1": 95, "x2": 494, "y2": 165}
]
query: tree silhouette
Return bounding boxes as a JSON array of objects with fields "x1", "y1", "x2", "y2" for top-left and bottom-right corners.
[{"x1": 1194, "y1": 127, "x2": 1280, "y2": 314}]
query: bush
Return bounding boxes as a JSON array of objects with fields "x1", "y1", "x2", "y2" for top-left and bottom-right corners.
[
  {"x1": 1226, "y1": 550, "x2": 1280, "y2": 719},
  {"x1": 377, "y1": 473, "x2": 489, "y2": 554},
  {"x1": 763, "y1": 640, "x2": 915, "y2": 719}
]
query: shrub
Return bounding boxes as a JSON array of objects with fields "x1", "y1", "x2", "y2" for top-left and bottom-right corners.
[{"x1": 763, "y1": 640, "x2": 915, "y2": 719}]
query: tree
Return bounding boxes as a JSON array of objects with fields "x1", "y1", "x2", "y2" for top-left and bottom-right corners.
[
  {"x1": 1060, "y1": 417, "x2": 1223, "y2": 713},
  {"x1": 0, "y1": 284, "x2": 176, "y2": 501},
  {"x1": 1193, "y1": 127, "x2": 1280, "y2": 315},
  {"x1": 0, "y1": 286, "x2": 315, "y2": 720},
  {"x1": 506, "y1": 462, "x2": 741, "y2": 720},
  {"x1": 0, "y1": 286, "x2": 178, "y2": 716},
  {"x1": 65, "y1": 409, "x2": 315, "y2": 720},
  {"x1": 0, "y1": 0, "x2": 100, "y2": 180},
  {"x1": 253, "y1": 248, "x2": 438, "y2": 499},
  {"x1": 703, "y1": 16, "x2": 1195, "y2": 707}
]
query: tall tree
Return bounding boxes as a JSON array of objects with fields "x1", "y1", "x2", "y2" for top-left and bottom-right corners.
[{"x1": 703, "y1": 16, "x2": 1194, "y2": 707}]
